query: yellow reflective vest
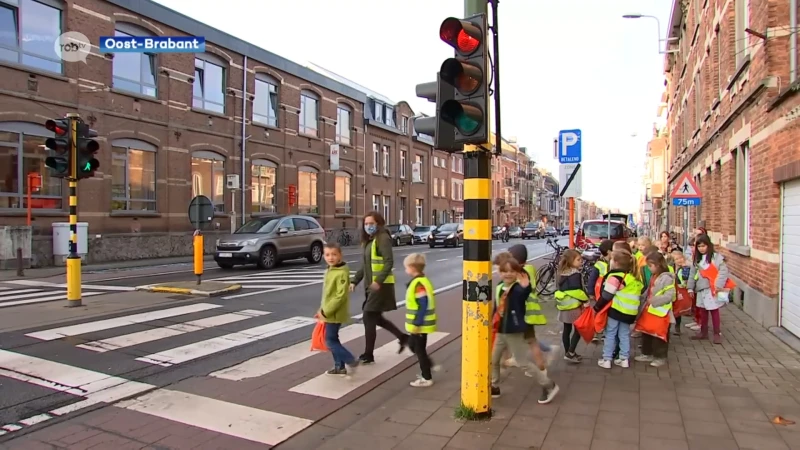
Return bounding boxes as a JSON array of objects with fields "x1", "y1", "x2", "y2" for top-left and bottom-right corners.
[
  {"x1": 495, "y1": 273, "x2": 546, "y2": 326},
  {"x1": 609, "y1": 271, "x2": 644, "y2": 316},
  {"x1": 370, "y1": 239, "x2": 394, "y2": 284},
  {"x1": 554, "y1": 274, "x2": 589, "y2": 311},
  {"x1": 646, "y1": 283, "x2": 675, "y2": 317},
  {"x1": 405, "y1": 276, "x2": 436, "y2": 333}
]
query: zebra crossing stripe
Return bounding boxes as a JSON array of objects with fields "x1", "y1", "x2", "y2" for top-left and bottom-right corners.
[
  {"x1": 0, "y1": 292, "x2": 104, "y2": 308},
  {"x1": 25, "y1": 303, "x2": 222, "y2": 341},
  {"x1": 76, "y1": 310, "x2": 271, "y2": 353},
  {"x1": 135, "y1": 316, "x2": 317, "y2": 367}
]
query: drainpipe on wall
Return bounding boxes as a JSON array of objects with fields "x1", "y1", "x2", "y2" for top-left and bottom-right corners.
[
  {"x1": 791, "y1": 0, "x2": 797, "y2": 83},
  {"x1": 363, "y1": 124, "x2": 368, "y2": 218},
  {"x1": 240, "y1": 55, "x2": 248, "y2": 226}
]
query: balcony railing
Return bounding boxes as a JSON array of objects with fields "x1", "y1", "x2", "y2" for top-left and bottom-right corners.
[
  {"x1": 504, "y1": 178, "x2": 514, "y2": 187},
  {"x1": 516, "y1": 170, "x2": 527, "y2": 179}
]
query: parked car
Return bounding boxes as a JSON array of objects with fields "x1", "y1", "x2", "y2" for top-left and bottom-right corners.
[
  {"x1": 387, "y1": 224, "x2": 414, "y2": 246},
  {"x1": 491, "y1": 226, "x2": 502, "y2": 240},
  {"x1": 214, "y1": 214, "x2": 325, "y2": 270},
  {"x1": 575, "y1": 219, "x2": 629, "y2": 249},
  {"x1": 428, "y1": 222, "x2": 464, "y2": 248},
  {"x1": 412, "y1": 225, "x2": 437, "y2": 244},
  {"x1": 561, "y1": 228, "x2": 570, "y2": 236},
  {"x1": 508, "y1": 226, "x2": 522, "y2": 239},
  {"x1": 521, "y1": 222, "x2": 539, "y2": 239},
  {"x1": 544, "y1": 226, "x2": 558, "y2": 238}
]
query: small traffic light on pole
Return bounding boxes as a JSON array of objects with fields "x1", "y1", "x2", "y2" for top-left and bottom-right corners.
[
  {"x1": 44, "y1": 119, "x2": 71, "y2": 178},
  {"x1": 75, "y1": 122, "x2": 100, "y2": 179},
  {"x1": 413, "y1": 75, "x2": 461, "y2": 152},
  {"x1": 439, "y1": 15, "x2": 490, "y2": 146}
]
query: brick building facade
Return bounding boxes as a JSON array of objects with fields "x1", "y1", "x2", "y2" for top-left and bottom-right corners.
[
  {"x1": 0, "y1": 0, "x2": 464, "y2": 266},
  {"x1": 663, "y1": 0, "x2": 800, "y2": 332}
]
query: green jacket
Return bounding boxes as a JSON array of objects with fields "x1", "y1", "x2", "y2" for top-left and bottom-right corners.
[{"x1": 320, "y1": 263, "x2": 351, "y2": 323}]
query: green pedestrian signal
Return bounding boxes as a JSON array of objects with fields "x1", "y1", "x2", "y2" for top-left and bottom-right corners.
[{"x1": 75, "y1": 122, "x2": 99, "y2": 180}]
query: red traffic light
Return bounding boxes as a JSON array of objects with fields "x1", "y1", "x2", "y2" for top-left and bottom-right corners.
[
  {"x1": 440, "y1": 18, "x2": 482, "y2": 55},
  {"x1": 441, "y1": 59, "x2": 483, "y2": 95},
  {"x1": 45, "y1": 119, "x2": 68, "y2": 136}
]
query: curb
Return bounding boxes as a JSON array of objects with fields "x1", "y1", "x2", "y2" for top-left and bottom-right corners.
[{"x1": 136, "y1": 284, "x2": 242, "y2": 297}]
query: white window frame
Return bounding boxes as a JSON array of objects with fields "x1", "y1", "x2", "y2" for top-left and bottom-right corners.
[
  {"x1": 399, "y1": 150, "x2": 407, "y2": 179},
  {"x1": 336, "y1": 104, "x2": 351, "y2": 145},
  {"x1": 433, "y1": 177, "x2": 439, "y2": 196},
  {"x1": 372, "y1": 143, "x2": 380, "y2": 174},
  {"x1": 382, "y1": 145, "x2": 390, "y2": 176},
  {"x1": 372, "y1": 194, "x2": 380, "y2": 212},
  {"x1": 415, "y1": 199, "x2": 423, "y2": 226},
  {"x1": 382, "y1": 195, "x2": 390, "y2": 221},
  {"x1": 254, "y1": 74, "x2": 279, "y2": 128},
  {"x1": 735, "y1": 143, "x2": 750, "y2": 246},
  {"x1": 299, "y1": 91, "x2": 319, "y2": 137},
  {"x1": 734, "y1": 0, "x2": 749, "y2": 65}
]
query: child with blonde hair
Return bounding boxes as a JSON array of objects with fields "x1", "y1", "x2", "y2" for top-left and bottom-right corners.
[{"x1": 403, "y1": 253, "x2": 438, "y2": 387}]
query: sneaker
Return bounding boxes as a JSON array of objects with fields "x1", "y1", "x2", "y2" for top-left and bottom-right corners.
[
  {"x1": 358, "y1": 354, "x2": 375, "y2": 365},
  {"x1": 597, "y1": 359, "x2": 612, "y2": 369},
  {"x1": 503, "y1": 357, "x2": 518, "y2": 368},
  {"x1": 650, "y1": 359, "x2": 666, "y2": 368},
  {"x1": 563, "y1": 352, "x2": 581, "y2": 364},
  {"x1": 410, "y1": 378, "x2": 434, "y2": 387},
  {"x1": 614, "y1": 359, "x2": 630, "y2": 368},
  {"x1": 326, "y1": 367, "x2": 347, "y2": 376},
  {"x1": 684, "y1": 321, "x2": 696, "y2": 328},
  {"x1": 345, "y1": 360, "x2": 360, "y2": 376},
  {"x1": 673, "y1": 328, "x2": 682, "y2": 336},
  {"x1": 432, "y1": 364, "x2": 442, "y2": 372},
  {"x1": 634, "y1": 354, "x2": 654, "y2": 362},
  {"x1": 689, "y1": 324, "x2": 701, "y2": 331},
  {"x1": 491, "y1": 386, "x2": 501, "y2": 398},
  {"x1": 713, "y1": 334, "x2": 722, "y2": 345},
  {"x1": 690, "y1": 333, "x2": 708, "y2": 341},
  {"x1": 538, "y1": 384, "x2": 560, "y2": 404}
]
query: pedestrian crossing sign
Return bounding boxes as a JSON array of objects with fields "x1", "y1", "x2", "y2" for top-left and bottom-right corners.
[{"x1": 671, "y1": 173, "x2": 702, "y2": 198}]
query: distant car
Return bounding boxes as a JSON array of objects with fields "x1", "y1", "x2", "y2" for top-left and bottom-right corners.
[
  {"x1": 214, "y1": 214, "x2": 325, "y2": 270},
  {"x1": 387, "y1": 224, "x2": 414, "y2": 246},
  {"x1": 561, "y1": 228, "x2": 570, "y2": 236},
  {"x1": 429, "y1": 223, "x2": 464, "y2": 248},
  {"x1": 412, "y1": 225, "x2": 437, "y2": 244},
  {"x1": 491, "y1": 226, "x2": 502, "y2": 240},
  {"x1": 521, "y1": 222, "x2": 539, "y2": 239},
  {"x1": 575, "y1": 219, "x2": 629, "y2": 249},
  {"x1": 544, "y1": 226, "x2": 558, "y2": 238},
  {"x1": 508, "y1": 226, "x2": 522, "y2": 239}
]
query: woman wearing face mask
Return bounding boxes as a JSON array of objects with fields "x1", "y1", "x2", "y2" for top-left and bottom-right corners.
[{"x1": 350, "y1": 211, "x2": 409, "y2": 364}]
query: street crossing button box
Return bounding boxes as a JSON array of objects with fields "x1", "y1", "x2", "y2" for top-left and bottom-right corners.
[{"x1": 52, "y1": 222, "x2": 88, "y2": 264}]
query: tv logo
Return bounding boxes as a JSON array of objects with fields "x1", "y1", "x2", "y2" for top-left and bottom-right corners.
[{"x1": 55, "y1": 31, "x2": 90, "y2": 63}]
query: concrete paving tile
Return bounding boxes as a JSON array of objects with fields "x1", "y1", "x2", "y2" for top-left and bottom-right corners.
[
  {"x1": 640, "y1": 409, "x2": 683, "y2": 425},
  {"x1": 415, "y1": 418, "x2": 463, "y2": 438},
  {"x1": 541, "y1": 425, "x2": 593, "y2": 447},
  {"x1": 592, "y1": 425, "x2": 638, "y2": 444},
  {"x1": 348, "y1": 416, "x2": 416, "y2": 440},
  {"x1": 716, "y1": 395, "x2": 760, "y2": 408},
  {"x1": 507, "y1": 414, "x2": 552, "y2": 432},
  {"x1": 596, "y1": 410, "x2": 640, "y2": 427},
  {"x1": 387, "y1": 409, "x2": 433, "y2": 426},
  {"x1": 639, "y1": 399, "x2": 680, "y2": 413},
  {"x1": 680, "y1": 405, "x2": 727, "y2": 423},
  {"x1": 459, "y1": 419, "x2": 508, "y2": 435},
  {"x1": 639, "y1": 422, "x2": 686, "y2": 440},
  {"x1": 639, "y1": 438, "x2": 689, "y2": 450},
  {"x1": 778, "y1": 430, "x2": 800, "y2": 450},
  {"x1": 398, "y1": 398, "x2": 447, "y2": 413},
  {"x1": 687, "y1": 435, "x2": 740, "y2": 450},
  {"x1": 494, "y1": 427, "x2": 546, "y2": 448},
  {"x1": 726, "y1": 417, "x2": 782, "y2": 435},
  {"x1": 274, "y1": 424, "x2": 339, "y2": 450},
  {"x1": 514, "y1": 404, "x2": 559, "y2": 418},
  {"x1": 552, "y1": 411, "x2": 596, "y2": 430},
  {"x1": 590, "y1": 439, "x2": 639, "y2": 450},
  {"x1": 733, "y1": 432, "x2": 790, "y2": 450},
  {"x1": 678, "y1": 396, "x2": 720, "y2": 410},
  {"x1": 393, "y1": 433, "x2": 451, "y2": 450},
  {"x1": 446, "y1": 430, "x2": 499, "y2": 449},
  {"x1": 684, "y1": 420, "x2": 734, "y2": 438},
  {"x1": 316, "y1": 429, "x2": 401, "y2": 450},
  {"x1": 723, "y1": 408, "x2": 770, "y2": 421},
  {"x1": 558, "y1": 401, "x2": 600, "y2": 416}
]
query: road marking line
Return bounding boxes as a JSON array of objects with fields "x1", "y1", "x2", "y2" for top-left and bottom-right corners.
[
  {"x1": 25, "y1": 303, "x2": 222, "y2": 341},
  {"x1": 75, "y1": 310, "x2": 271, "y2": 353},
  {"x1": 56, "y1": 284, "x2": 137, "y2": 291},
  {"x1": 135, "y1": 316, "x2": 317, "y2": 367},
  {"x1": 2, "y1": 281, "x2": 59, "y2": 287},
  {"x1": 0, "y1": 292, "x2": 104, "y2": 308},
  {"x1": 436, "y1": 258, "x2": 448, "y2": 262},
  {"x1": 117, "y1": 389, "x2": 313, "y2": 446},
  {"x1": 222, "y1": 289, "x2": 279, "y2": 299},
  {"x1": 18, "y1": 414, "x2": 51, "y2": 426},
  {"x1": 289, "y1": 332, "x2": 449, "y2": 399},
  {"x1": 0, "y1": 289, "x2": 44, "y2": 299}
]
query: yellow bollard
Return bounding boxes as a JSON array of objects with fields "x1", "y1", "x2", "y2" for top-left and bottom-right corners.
[{"x1": 193, "y1": 230, "x2": 203, "y2": 285}]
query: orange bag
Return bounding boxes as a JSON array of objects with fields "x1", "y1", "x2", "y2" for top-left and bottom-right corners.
[
  {"x1": 673, "y1": 286, "x2": 692, "y2": 317},
  {"x1": 634, "y1": 310, "x2": 670, "y2": 341},
  {"x1": 574, "y1": 307, "x2": 596, "y2": 343},
  {"x1": 310, "y1": 321, "x2": 328, "y2": 351},
  {"x1": 594, "y1": 302, "x2": 612, "y2": 333}
]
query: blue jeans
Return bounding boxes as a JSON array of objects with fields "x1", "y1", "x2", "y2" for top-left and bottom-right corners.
[
  {"x1": 324, "y1": 323, "x2": 355, "y2": 369},
  {"x1": 538, "y1": 341, "x2": 552, "y2": 353},
  {"x1": 602, "y1": 318, "x2": 631, "y2": 360}
]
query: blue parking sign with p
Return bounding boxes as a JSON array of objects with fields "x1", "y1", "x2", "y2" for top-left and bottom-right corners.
[{"x1": 558, "y1": 129, "x2": 582, "y2": 164}]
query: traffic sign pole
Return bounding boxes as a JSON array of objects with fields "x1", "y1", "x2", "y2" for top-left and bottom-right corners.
[
  {"x1": 670, "y1": 173, "x2": 702, "y2": 246},
  {"x1": 66, "y1": 114, "x2": 82, "y2": 308}
]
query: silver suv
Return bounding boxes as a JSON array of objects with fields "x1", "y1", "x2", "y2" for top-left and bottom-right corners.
[{"x1": 214, "y1": 215, "x2": 325, "y2": 270}]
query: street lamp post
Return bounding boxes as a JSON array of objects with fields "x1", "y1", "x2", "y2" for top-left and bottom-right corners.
[{"x1": 622, "y1": 14, "x2": 679, "y2": 54}]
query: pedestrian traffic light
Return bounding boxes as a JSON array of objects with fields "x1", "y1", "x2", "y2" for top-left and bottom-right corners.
[
  {"x1": 75, "y1": 122, "x2": 99, "y2": 179},
  {"x1": 44, "y1": 119, "x2": 71, "y2": 178},
  {"x1": 438, "y1": 15, "x2": 490, "y2": 145},
  {"x1": 413, "y1": 75, "x2": 461, "y2": 152}
]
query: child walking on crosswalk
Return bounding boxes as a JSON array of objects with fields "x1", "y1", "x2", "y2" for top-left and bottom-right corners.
[
  {"x1": 403, "y1": 253, "x2": 438, "y2": 387},
  {"x1": 318, "y1": 243, "x2": 359, "y2": 376}
]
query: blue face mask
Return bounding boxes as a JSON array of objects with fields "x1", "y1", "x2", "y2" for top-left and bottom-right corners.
[{"x1": 364, "y1": 224, "x2": 377, "y2": 235}]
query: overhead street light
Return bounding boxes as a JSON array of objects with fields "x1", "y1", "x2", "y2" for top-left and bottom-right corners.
[{"x1": 622, "y1": 13, "x2": 679, "y2": 54}]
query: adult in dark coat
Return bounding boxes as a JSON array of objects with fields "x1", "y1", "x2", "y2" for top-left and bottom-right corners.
[{"x1": 350, "y1": 211, "x2": 408, "y2": 364}]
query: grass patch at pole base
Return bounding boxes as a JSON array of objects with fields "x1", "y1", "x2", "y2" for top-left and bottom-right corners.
[{"x1": 453, "y1": 402, "x2": 493, "y2": 421}]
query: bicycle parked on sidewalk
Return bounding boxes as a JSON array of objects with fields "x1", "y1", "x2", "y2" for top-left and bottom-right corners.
[
  {"x1": 535, "y1": 238, "x2": 597, "y2": 296},
  {"x1": 337, "y1": 230, "x2": 353, "y2": 247}
]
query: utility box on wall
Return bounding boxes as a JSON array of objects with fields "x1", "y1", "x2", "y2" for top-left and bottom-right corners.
[
  {"x1": 52, "y1": 223, "x2": 88, "y2": 266},
  {"x1": 0, "y1": 226, "x2": 32, "y2": 270}
]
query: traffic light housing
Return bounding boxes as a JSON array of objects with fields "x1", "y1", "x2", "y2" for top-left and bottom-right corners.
[
  {"x1": 413, "y1": 75, "x2": 461, "y2": 152},
  {"x1": 44, "y1": 119, "x2": 71, "y2": 178},
  {"x1": 75, "y1": 122, "x2": 99, "y2": 179},
  {"x1": 438, "y1": 15, "x2": 490, "y2": 146}
]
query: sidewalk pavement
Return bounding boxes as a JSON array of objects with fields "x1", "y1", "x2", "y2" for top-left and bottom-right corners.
[{"x1": 277, "y1": 304, "x2": 800, "y2": 450}]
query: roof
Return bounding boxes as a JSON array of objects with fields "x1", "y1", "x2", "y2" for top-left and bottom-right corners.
[
  {"x1": 306, "y1": 62, "x2": 396, "y2": 105},
  {"x1": 109, "y1": 0, "x2": 367, "y2": 103}
]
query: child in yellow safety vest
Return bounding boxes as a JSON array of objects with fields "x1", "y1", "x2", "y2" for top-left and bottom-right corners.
[
  {"x1": 594, "y1": 251, "x2": 644, "y2": 369},
  {"x1": 555, "y1": 249, "x2": 589, "y2": 364},
  {"x1": 634, "y1": 252, "x2": 676, "y2": 368},
  {"x1": 587, "y1": 240, "x2": 614, "y2": 343},
  {"x1": 403, "y1": 253, "x2": 438, "y2": 387}
]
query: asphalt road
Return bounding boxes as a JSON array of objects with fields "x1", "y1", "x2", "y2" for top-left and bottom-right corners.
[{"x1": 0, "y1": 238, "x2": 553, "y2": 428}]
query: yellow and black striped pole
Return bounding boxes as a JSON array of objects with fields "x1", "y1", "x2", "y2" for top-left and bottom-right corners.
[
  {"x1": 66, "y1": 113, "x2": 82, "y2": 307},
  {"x1": 461, "y1": 144, "x2": 492, "y2": 416}
]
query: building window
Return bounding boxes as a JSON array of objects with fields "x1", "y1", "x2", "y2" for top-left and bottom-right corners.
[
  {"x1": 299, "y1": 91, "x2": 319, "y2": 136},
  {"x1": 735, "y1": 143, "x2": 750, "y2": 246},
  {"x1": 415, "y1": 154, "x2": 423, "y2": 182},
  {"x1": 399, "y1": 197, "x2": 406, "y2": 223},
  {"x1": 433, "y1": 178, "x2": 439, "y2": 197},
  {"x1": 415, "y1": 199, "x2": 423, "y2": 225},
  {"x1": 694, "y1": 73, "x2": 702, "y2": 128},
  {"x1": 458, "y1": 158, "x2": 463, "y2": 173},
  {"x1": 0, "y1": 122, "x2": 63, "y2": 210},
  {"x1": 0, "y1": 0, "x2": 62, "y2": 74},
  {"x1": 382, "y1": 145, "x2": 390, "y2": 176},
  {"x1": 297, "y1": 166, "x2": 318, "y2": 214},
  {"x1": 372, "y1": 194, "x2": 380, "y2": 212},
  {"x1": 335, "y1": 171, "x2": 351, "y2": 215},
  {"x1": 111, "y1": 139, "x2": 156, "y2": 212},
  {"x1": 401, "y1": 116, "x2": 408, "y2": 134},
  {"x1": 734, "y1": 0, "x2": 749, "y2": 65},
  {"x1": 251, "y1": 159, "x2": 276, "y2": 213},
  {"x1": 253, "y1": 75, "x2": 278, "y2": 127},
  {"x1": 374, "y1": 103, "x2": 383, "y2": 123},
  {"x1": 112, "y1": 24, "x2": 157, "y2": 97},
  {"x1": 716, "y1": 28, "x2": 723, "y2": 98},
  {"x1": 382, "y1": 195, "x2": 390, "y2": 222},
  {"x1": 384, "y1": 106, "x2": 395, "y2": 127},
  {"x1": 191, "y1": 150, "x2": 226, "y2": 213},
  {"x1": 336, "y1": 105, "x2": 351, "y2": 145},
  {"x1": 440, "y1": 179, "x2": 446, "y2": 198},
  {"x1": 193, "y1": 55, "x2": 226, "y2": 114},
  {"x1": 400, "y1": 150, "x2": 407, "y2": 179},
  {"x1": 372, "y1": 143, "x2": 380, "y2": 174},
  {"x1": 452, "y1": 181, "x2": 456, "y2": 200}
]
